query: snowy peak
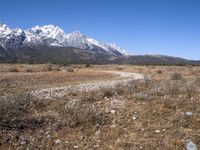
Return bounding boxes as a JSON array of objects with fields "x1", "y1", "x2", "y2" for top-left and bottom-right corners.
[
  {"x1": 0, "y1": 23, "x2": 12, "y2": 35},
  {"x1": 31, "y1": 25, "x2": 66, "y2": 39},
  {"x1": 0, "y1": 23, "x2": 128, "y2": 56},
  {"x1": 66, "y1": 31, "x2": 84, "y2": 38},
  {"x1": 107, "y1": 43, "x2": 128, "y2": 55}
]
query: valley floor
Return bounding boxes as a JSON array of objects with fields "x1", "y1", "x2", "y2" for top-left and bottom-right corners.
[{"x1": 0, "y1": 64, "x2": 200, "y2": 149}]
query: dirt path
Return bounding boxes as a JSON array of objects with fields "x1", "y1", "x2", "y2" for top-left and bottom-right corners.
[{"x1": 31, "y1": 71, "x2": 144, "y2": 99}]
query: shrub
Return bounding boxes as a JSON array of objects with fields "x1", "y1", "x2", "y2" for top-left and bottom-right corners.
[
  {"x1": 195, "y1": 77, "x2": 200, "y2": 85},
  {"x1": 156, "y1": 70, "x2": 162, "y2": 74},
  {"x1": 85, "y1": 64, "x2": 90, "y2": 67},
  {"x1": 53, "y1": 66, "x2": 61, "y2": 71},
  {"x1": 0, "y1": 90, "x2": 49, "y2": 131},
  {"x1": 59, "y1": 99, "x2": 110, "y2": 128},
  {"x1": 26, "y1": 68, "x2": 33, "y2": 72},
  {"x1": 46, "y1": 64, "x2": 53, "y2": 71},
  {"x1": 170, "y1": 72, "x2": 182, "y2": 80},
  {"x1": 9, "y1": 67, "x2": 19, "y2": 72},
  {"x1": 67, "y1": 67, "x2": 75, "y2": 72}
]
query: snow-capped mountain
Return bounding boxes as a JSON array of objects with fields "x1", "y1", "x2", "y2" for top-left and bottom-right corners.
[{"x1": 0, "y1": 23, "x2": 128, "y2": 56}]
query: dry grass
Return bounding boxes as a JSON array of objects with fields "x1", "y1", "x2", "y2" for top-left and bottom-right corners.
[{"x1": 1, "y1": 64, "x2": 200, "y2": 149}]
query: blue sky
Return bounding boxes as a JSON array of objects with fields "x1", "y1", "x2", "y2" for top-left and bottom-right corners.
[{"x1": 1, "y1": 0, "x2": 200, "y2": 59}]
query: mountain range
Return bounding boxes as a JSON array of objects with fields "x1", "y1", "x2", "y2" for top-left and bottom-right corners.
[
  {"x1": 0, "y1": 23, "x2": 127, "y2": 55},
  {"x1": 0, "y1": 23, "x2": 199, "y2": 65}
]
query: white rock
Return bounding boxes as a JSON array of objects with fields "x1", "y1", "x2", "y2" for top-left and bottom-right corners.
[
  {"x1": 185, "y1": 140, "x2": 198, "y2": 150},
  {"x1": 111, "y1": 124, "x2": 117, "y2": 128},
  {"x1": 111, "y1": 110, "x2": 116, "y2": 114},
  {"x1": 73, "y1": 145, "x2": 79, "y2": 149},
  {"x1": 155, "y1": 130, "x2": 160, "y2": 133},
  {"x1": 133, "y1": 116, "x2": 137, "y2": 120},
  {"x1": 20, "y1": 140, "x2": 27, "y2": 145},
  {"x1": 186, "y1": 112, "x2": 193, "y2": 117},
  {"x1": 65, "y1": 99, "x2": 78, "y2": 110},
  {"x1": 162, "y1": 129, "x2": 167, "y2": 132},
  {"x1": 54, "y1": 139, "x2": 61, "y2": 144},
  {"x1": 46, "y1": 134, "x2": 51, "y2": 138}
]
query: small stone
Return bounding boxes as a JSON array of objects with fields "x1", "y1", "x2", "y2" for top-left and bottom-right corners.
[
  {"x1": 185, "y1": 140, "x2": 198, "y2": 150},
  {"x1": 65, "y1": 141, "x2": 69, "y2": 144},
  {"x1": 79, "y1": 136, "x2": 84, "y2": 140},
  {"x1": 93, "y1": 145, "x2": 99, "y2": 148},
  {"x1": 133, "y1": 116, "x2": 137, "y2": 120},
  {"x1": 65, "y1": 99, "x2": 78, "y2": 110},
  {"x1": 162, "y1": 129, "x2": 167, "y2": 132},
  {"x1": 74, "y1": 145, "x2": 79, "y2": 149},
  {"x1": 111, "y1": 110, "x2": 116, "y2": 114},
  {"x1": 186, "y1": 112, "x2": 193, "y2": 117},
  {"x1": 155, "y1": 130, "x2": 160, "y2": 133},
  {"x1": 46, "y1": 134, "x2": 51, "y2": 138},
  {"x1": 54, "y1": 139, "x2": 61, "y2": 144},
  {"x1": 20, "y1": 140, "x2": 27, "y2": 145},
  {"x1": 111, "y1": 124, "x2": 117, "y2": 128},
  {"x1": 95, "y1": 130, "x2": 100, "y2": 135}
]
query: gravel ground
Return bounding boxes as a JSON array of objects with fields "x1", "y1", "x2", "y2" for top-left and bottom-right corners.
[{"x1": 31, "y1": 71, "x2": 144, "y2": 99}]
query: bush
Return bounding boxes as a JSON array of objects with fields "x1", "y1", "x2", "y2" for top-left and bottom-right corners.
[
  {"x1": 53, "y1": 66, "x2": 61, "y2": 71},
  {"x1": 59, "y1": 99, "x2": 110, "y2": 128},
  {"x1": 85, "y1": 64, "x2": 90, "y2": 67},
  {"x1": 195, "y1": 77, "x2": 200, "y2": 85},
  {"x1": 67, "y1": 67, "x2": 75, "y2": 72},
  {"x1": 156, "y1": 70, "x2": 162, "y2": 74},
  {"x1": 0, "y1": 90, "x2": 49, "y2": 131},
  {"x1": 9, "y1": 67, "x2": 19, "y2": 72},
  {"x1": 170, "y1": 72, "x2": 182, "y2": 80},
  {"x1": 26, "y1": 68, "x2": 33, "y2": 72}
]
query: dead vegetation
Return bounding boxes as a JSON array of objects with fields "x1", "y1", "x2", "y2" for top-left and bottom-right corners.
[{"x1": 0, "y1": 64, "x2": 200, "y2": 149}]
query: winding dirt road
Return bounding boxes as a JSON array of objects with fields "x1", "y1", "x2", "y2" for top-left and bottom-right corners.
[{"x1": 31, "y1": 71, "x2": 144, "y2": 99}]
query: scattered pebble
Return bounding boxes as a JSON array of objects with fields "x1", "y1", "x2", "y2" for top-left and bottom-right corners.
[
  {"x1": 185, "y1": 140, "x2": 198, "y2": 150},
  {"x1": 74, "y1": 145, "x2": 79, "y2": 149},
  {"x1": 155, "y1": 130, "x2": 160, "y2": 133},
  {"x1": 111, "y1": 124, "x2": 117, "y2": 128},
  {"x1": 162, "y1": 129, "x2": 167, "y2": 132},
  {"x1": 46, "y1": 134, "x2": 51, "y2": 138},
  {"x1": 95, "y1": 130, "x2": 100, "y2": 135},
  {"x1": 54, "y1": 139, "x2": 61, "y2": 144},
  {"x1": 186, "y1": 112, "x2": 193, "y2": 117},
  {"x1": 111, "y1": 110, "x2": 116, "y2": 114},
  {"x1": 93, "y1": 145, "x2": 99, "y2": 148},
  {"x1": 79, "y1": 136, "x2": 84, "y2": 140},
  {"x1": 65, "y1": 99, "x2": 78, "y2": 110},
  {"x1": 20, "y1": 140, "x2": 27, "y2": 145},
  {"x1": 133, "y1": 116, "x2": 137, "y2": 120}
]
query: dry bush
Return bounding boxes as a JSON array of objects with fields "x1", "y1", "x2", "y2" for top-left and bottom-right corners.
[
  {"x1": 58, "y1": 99, "x2": 110, "y2": 128},
  {"x1": 26, "y1": 68, "x2": 33, "y2": 72},
  {"x1": 85, "y1": 63, "x2": 90, "y2": 67},
  {"x1": 195, "y1": 77, "x2": 200, "y2": 85},
  {"x1": 170, "y1": 72, "x2": 183, "y2": 80},
  {"x1": 100, "y1": 87, "x2": 115, "y2": 98},
  {"x1": 118, "y1": 67, "x2": 123, "y2": 70},
  {"x1": 45, "y1": 64, "x2": 53, "y2": 71},
  {"x1": 0, "y1": 89, "x2": 51, "y2": 131},
  {"x1": 156, "y1": 70, "x2": 162, "y2": 74},
  {"x1": 54, "y1": 66, "x2": 61, "y2": 71},
  {"x1": 66, "y1": 67, "x2": 75, "y2": 73},
  {"x1": 8, "y1": 67, "x2": 19, "y2": 72}
]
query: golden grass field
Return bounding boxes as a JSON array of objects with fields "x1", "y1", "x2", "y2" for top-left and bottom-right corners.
[{"x1": 1, "y1": 64, "x2": 200, "y2": 149}]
